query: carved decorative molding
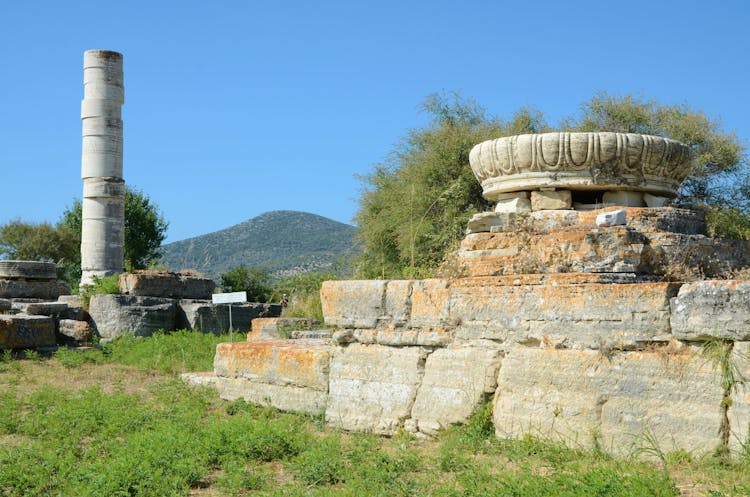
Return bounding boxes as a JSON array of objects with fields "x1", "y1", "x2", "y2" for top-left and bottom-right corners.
[{"x1": 469, "y1": 132, "x2": 693, "y2": 200}]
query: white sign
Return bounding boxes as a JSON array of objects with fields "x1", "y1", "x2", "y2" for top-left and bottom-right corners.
[{"x1": 212, "y1": 291, "x2": 247, "y2": 305}]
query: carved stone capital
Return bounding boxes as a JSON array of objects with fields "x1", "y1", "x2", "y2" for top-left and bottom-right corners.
[{"x1": 469, "y1": 132, "x2": 693, "y2": 201}]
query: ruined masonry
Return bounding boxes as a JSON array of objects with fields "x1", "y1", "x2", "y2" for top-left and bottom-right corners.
[{"x1": 189, "y1": 131, "x2": 750, "y2": 458}]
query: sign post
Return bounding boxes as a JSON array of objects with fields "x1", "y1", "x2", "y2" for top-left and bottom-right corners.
[{"x1": 212, "y1": 291, "x2": 248, "y2": 342}]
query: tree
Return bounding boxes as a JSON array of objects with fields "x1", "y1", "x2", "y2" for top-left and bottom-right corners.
[
  {"x1": 355, "y1": 92, "x2": 549, "y2": 278},
  {"x1": 61, "y1": 186, "x2": 169, "y2": 270},
  {"x1": 0, "y1": 220, "x2": 78, "y2": 263},
  {"x1": 219, "y1": 266, "x2": 273, "y2": 302},
  {"x1": 355, "y1": 92, "x2": 748, "y2": 278}
]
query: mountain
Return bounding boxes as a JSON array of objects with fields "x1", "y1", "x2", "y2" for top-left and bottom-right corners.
[{"x1": 159, "y1": 211, "x2": 358, "y2": 280}]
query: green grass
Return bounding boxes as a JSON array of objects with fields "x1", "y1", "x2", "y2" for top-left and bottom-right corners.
[{"x1": 1, "y1": 335, "x2": 750, "y2": 496}]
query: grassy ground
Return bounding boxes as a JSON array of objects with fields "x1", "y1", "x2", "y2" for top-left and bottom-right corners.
[{"x1": 1, "y1": 332, "x2": 749, "y2": 496}]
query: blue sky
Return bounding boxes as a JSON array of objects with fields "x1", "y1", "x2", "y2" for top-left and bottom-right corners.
[{"x1": 1, "y1": 0, "x2": 748, "y2": 243}]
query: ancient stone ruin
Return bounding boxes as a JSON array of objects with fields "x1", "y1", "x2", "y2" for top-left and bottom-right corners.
[
  {"x1": 0, "y1": 261, "x2": 88, "y2": 349},
  {"x1": 80, "y1": 50, "x2": 125, "y2": 287},
  {"x1": 89, "y1": 270, "x2": 282, "y2": 339},
  {"x1": 192, "y1": 132, "x2": 750, "y2": 458}
]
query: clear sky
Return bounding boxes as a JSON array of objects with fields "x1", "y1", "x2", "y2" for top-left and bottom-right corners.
[{"x1": 1, "y1": 0, "x2": 748, "y2": 243}]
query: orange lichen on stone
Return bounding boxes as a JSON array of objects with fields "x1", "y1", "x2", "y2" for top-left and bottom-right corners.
[{"x1": 215, "y1": 339, "x2": 331, "y2": 391}]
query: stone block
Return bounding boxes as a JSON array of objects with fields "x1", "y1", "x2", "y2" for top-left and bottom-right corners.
[
  {"x1": 729, "y1": 342, "x2": 750, "y2": 455},
  {"x1": 450, "y1": 279, "x2": 678, "y2": 349},
  {"x1": 644, "y1": 193, "x2": 670, "y2": 208},
  {"x1": 0, "y1": 260, "x2": 57, "y2": 280},
  {"x1": 0, "y1": 299, "x2": 10, "y2": 313},
  {"x1": 0, "y1": 315, "x2": 56, "y2": 349},
  {"x1": 495, "y1": 192, "x2": 531, "y2": 214},
  {"x1": 247, "y1": 317, "x2": 319, "y2": 340},
  {"x1": 596, "y1": 209, "x2": 627, "y2": 227},
  {"x1": 58, "y1": 294, "x2": 84, "y2": 307},
  {"x1": 603, "y1": 191, "x2": 645, "y2": 207},
  {"x1": 89, "y1": 294, "x2": 177, "y2": 339},
  {"x1": 493, "y1": 346, "x2": 724, "y2": 455},
  {"x1": 215, "y1": 339, "x2": 331, "y2": 391},
  {"x1": 58, "y1": 319, "x2": 95, "y2": 343},
  {"x1": 410, "y1": 279, "x2": 451, "y2": 328},
  {"x1": 23, "y1": 302, "x2": 69, "y2": 316},
  {"x1": 466, "y1": 212, "x2": 507, "y2": 234},
  {"x1": 119, "y1": 270, "x2": 216, "y2": 299},
  {"x1": 384, "y1": 280, "x2": 411, "y2": 326},
  {"x1": 0, "y1": 279, "x2": 70, "y2": 299},
  {"x1": 671, "y1": 280, "x2": 750, "y2": 341},
  {"x1": 411, "y1": 347, "x2": 502, "y2": 434},
  {"x1": 216, "y1": 377, "x2": 328, "y2": 415},
  {"x1": 177, "y1": 300, "x2": 281, "y2": 334},
  {"x1": 530, "y1": 190, "x2": 572, "y2": 211},
  {"x1": 326, "y1": 344, "x2": 428, "y2": 435},
  {"x1": 321, "y1": 280, "x2": 386, "y2": 329}
]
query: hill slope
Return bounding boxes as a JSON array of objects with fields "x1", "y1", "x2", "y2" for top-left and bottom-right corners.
[{"x1": 160, "y1": 211, "x2": 358, "y2": 280}]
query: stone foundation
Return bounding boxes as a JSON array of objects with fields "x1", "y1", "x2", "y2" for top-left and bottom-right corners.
[{"x1": 191, "y1": 276, "x2": 750, "y2": 457}]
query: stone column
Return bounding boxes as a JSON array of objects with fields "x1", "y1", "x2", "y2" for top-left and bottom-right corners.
[{"x1": 80, "y1": 50, "x2": 124, "y2": 287}]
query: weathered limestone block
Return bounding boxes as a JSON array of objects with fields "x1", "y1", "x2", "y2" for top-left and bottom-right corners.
[
  {"x1": 321, "y1": 280, "x2": 386, "y2": 329},
  {"x1": 22, "y1": 302, "x2": 69, "y2": 316},
  {"x1": 531, "y1": 190, "x2": 572, "y2": 211},
  {"x1": 58, "y1": 319, "x2": 95, "y2": 343},
  {"x1": 410, "y1": 279, "x2": 451, "y2": 328},
  {"x1": 451, "y1": 278, "x2": 678, "y2": 349},
  {"x1": 0, "y1": 279, "x2": 70, "y2": 299},
  {"x1": 494, "y1": 346, "x2": 724, "y2": 455},
  {"x1": 177, "y1": 300, "x2": 281, "y2": 334},
  {"x1": 495, "y1": 192, "x2": 531, "y2": 214},
  {"x1": 89, "y1": 294, "x2": 177, "y2": 339},
  {"x1": 458, "y1": 226, "x2": 650, "y2": 275},
  {"x1": 466, "y1": 212, "x2": 507, "y2": 234},
  {"x1": 483, "y1": 207, "x2": 707, "y2": 236},
  {"x1": 214, "y1": 339, "x2": 332, "y2": 415},
  {"x1": 215, "y1": 339, "x2": 331, "y2": 390},
  {"x1": 643, "y1": 193, "x2": 670, "y2": 208},
  {"x1": 216, "y1": 377, "x2": 328, "y2": 415},
  {"x1": 671, "y1": 281, "x2": 750, "y2": 341},
  {"x1": 384, "y1": 280, "x2": 412, "y2": 326},
  {"x1": 0, "y1": 260, "x2": 57, "y2": 280},
  {"x1": 603, "y1": 191, "x2": 645, "y2": 207},
  {"x1": 347, "y1": 327, "x2": 453, "y2": 347},
  {"x1": 119, "y1": 270, "x2": 216, "y2": 299},
  {"x1": 729, "y1": 342, "x2": 750, "y2": 455},
  {"x1": 411, "y1": 347, "x2": 502, "y2": 435},
  {"x1": 0, "y1": 315, "x2": 56, "y2": 349},
  {"x1": 326, "y1": 344, "x2": 428, "y2": 435},
  {"x1": 247, "y1": 317, "x2": 319, "y2": 340}
]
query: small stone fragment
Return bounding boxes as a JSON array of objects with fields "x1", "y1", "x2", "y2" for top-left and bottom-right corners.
[{"x1": 596, "y1": 209, "x2": 627, "y2": 227}]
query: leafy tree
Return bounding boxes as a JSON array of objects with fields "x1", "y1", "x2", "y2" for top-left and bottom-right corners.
[
  {"x1": 0, "y1": 220, "x2": 78, "y2": 263},
  {"x1": 220, "y1": 266, "x2": 273, "y2": 302},
  {"x1": 355, "y1": 92, "x2": 748, "y2": 278}
]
